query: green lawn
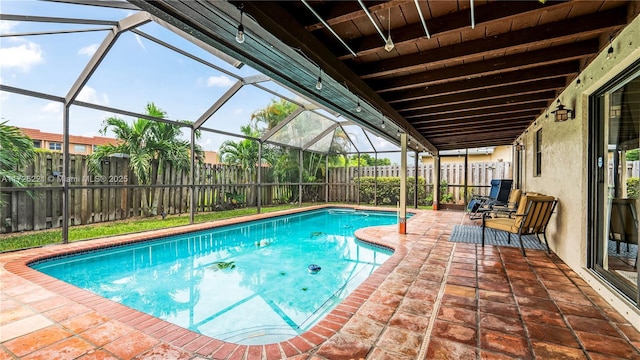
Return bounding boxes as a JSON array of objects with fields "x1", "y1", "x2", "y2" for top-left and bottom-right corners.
[
  {"x1": 0, "y1": 204, "x2": 304, "y2": 252},
  {"x1": 0, "y1": 203, "x2": 431, "y2": 253}
]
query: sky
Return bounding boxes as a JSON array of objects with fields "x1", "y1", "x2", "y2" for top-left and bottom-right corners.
[{"x1": 0, "y1": 0, "x2": 401, "y2": 157}]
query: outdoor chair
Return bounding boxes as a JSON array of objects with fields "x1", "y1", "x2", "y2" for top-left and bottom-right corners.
[
  {"x1": 482, "y1": 194, "x2": 558, "y2": 257},
  {"x1": 609, "y1": 198, "x2": 638, "y2": 268},
  {"x1": 489, "y1": 188, "x2": 522, "y2": 218},
  {"x1": 467, "y1": 179, "x2": 513, "y2": 219}
]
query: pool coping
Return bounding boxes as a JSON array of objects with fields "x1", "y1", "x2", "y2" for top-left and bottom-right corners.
[{"x1": 3, "y1": 204, "x2": 416, "y2": 359}]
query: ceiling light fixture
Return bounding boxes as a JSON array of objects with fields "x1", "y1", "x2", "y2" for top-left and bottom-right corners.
[
  {"x1": 470, "y1": 0, "x2": 475, "y2": 29},
  {"x1": 235, "y1": 5, "x2": 245, "y2": 44},
  {"x1": 384, "y1": 8, "x2": 394, "y2": 52},
  {"x1": 301, "y1": 0, "x2": 357, "y2": 57},
  {"x1": 357, "y1": 0, "x2": 391, "y2": 50},
  {"x1": 607, "y1": 34, "x2": 614, "y2": 60},
  {"x1": 381, "y1": 120, "x2": 386, "y2": 129},
  {"x1": 413, "y1": 0, "x2": 431, "y2": 39},
  {"x1": 316, "y1": 67, "x2": 322, "y2": 90},
  {"x1": 356, "y1": 98, "x2": 362, "y2": 112}
]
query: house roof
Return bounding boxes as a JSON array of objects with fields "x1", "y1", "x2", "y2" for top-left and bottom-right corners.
[{"x1": 19, "y1": 127, "x2": 119, "y2": 147}]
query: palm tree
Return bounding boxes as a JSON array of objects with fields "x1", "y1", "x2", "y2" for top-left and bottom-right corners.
[
  {"x1": 0, "y1": 121, "x2": 36, "y2": 206},
  {"x1": 89, "y1": 103, "x2": 203, "y2": 216}
]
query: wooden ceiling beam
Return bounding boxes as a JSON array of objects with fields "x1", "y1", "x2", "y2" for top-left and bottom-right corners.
[
  {"x1": 412, "y1": 109, "x2": 543, "y2": 126},
  {"x1": 395, "y1": 78, "x2": 566, "y2": 111},
  {"x1": 371, "y1": 39, "x2": 599, "y2": 92},
  {"x1": 423, "y1": 122, "x2": 534, "y2": 137},
  {"x1": 383, "y1": 62, "x2": 578, "y2": 103},
  {"x1": 355, "y1": 6, "x2": 626, "y2": 78},
  {"x1": 400, "y1": 91, "x2": 556, "y2": 118},
  {"x1": 406, "y1": 102, "x2": 548, "y2": 121},
  {"x1": 304, "y1": 0, "x2": 408, "y2": 31},
  {"x1": 335, "y1": 0, "x2": 571, "y2": 58}
]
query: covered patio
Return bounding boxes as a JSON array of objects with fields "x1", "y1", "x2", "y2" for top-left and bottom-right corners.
[{"x1": 2, "y1": 208, "x2": 639, "y2": 359}]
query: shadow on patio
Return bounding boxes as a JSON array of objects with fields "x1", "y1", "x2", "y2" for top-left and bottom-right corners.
[{"x1": 1, "y1": 209, "x2": 639, "y2": 359}]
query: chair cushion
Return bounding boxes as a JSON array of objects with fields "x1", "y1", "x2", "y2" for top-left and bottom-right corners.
[{"x1": 485, "y1": 217, "x2": 519, "y2": 232}]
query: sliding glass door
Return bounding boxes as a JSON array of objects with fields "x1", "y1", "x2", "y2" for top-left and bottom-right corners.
[{"x1": 590, "y1": 60, "x2": 640, "y2": 305}]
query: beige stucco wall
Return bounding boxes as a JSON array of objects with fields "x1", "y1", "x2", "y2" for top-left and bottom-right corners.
[{"x1": 517, "y1": 11, "x2": 640, "y2": 329}]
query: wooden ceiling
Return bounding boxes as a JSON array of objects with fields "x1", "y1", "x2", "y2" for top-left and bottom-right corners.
[{"x1": 133, "y1": 0, "x2": 636, "y2": 152}]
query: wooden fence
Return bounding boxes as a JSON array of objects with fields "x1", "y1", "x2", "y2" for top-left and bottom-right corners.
[
  {"x1": 328, "y1": 161, "x2": 512, "y2": 204},
  {"x1": 2, "y1": 153, "x2": 515, "y2": 233}
]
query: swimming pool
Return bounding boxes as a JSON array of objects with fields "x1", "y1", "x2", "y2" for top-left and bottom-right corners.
[{"x1": 31, "y1": 208, "x2": 398, "y2": 345}]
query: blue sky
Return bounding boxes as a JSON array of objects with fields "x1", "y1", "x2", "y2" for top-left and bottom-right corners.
[{"x1": 0, "y1": 0, "x2": 401, "y2": 157}]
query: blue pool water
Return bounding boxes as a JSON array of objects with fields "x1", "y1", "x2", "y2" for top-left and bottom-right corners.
[{"x1": 32, "y1": 208, "x2": 398, "y2": 345}]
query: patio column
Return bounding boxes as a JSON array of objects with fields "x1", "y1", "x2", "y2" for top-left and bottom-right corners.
[
  {"x1": 257, "y1": 141, "x2": 262, "y2": 213},
  {"x1": 374, "y1": 152, "x2": 378, "y2": 206},
  {"x1": 325, "y1": 155, "x2": 329, "y2": 203},
  {"x1": 61, "y1": 103, "x2": 70, "y2": 243},
  {"x1": 433, "y1": 155, "x2": 441, "y2": 211},
  {"x1": 414, "y1": 150, "x2": 419, "y2": 209},
  {"x1": 399, "y1": 133, "x2": 407, "y2": 234},
  {"x1": 299, "y1": 149, "x2": 303, "y2": 206},
  {"x1": 189, "y1": 129, "x2": 195, "y2": 224}
]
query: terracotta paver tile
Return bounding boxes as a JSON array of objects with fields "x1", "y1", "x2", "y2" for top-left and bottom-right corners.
[
  {"x1": 431, "y1": 320, "x2": 476, "y2": 346},
  {"x1": 22, "y1": 336, "x2": 94, "y2": 360},
  {"x1": 479, "y1": 313, "x2": 526, "y2": 337},
  {"x1": 397, "y1": 297, "x2": 434, "y2": 316},
  {"x1": 0, "y1": 306, "x2": 37, "y2": 325},
  {"x1": 61, "y1": 311, "x2": 110, "y2": 333},
  {"x1": 438, "y1": 306, "x2": 476, "y2": 325},
  {"x1": 479, "y1": 299, "x2": 519, "y2": 318},
  {"x1": 210, "y1": 343, "x2": 237, "y2": 359},
  {"x1": 135, "y1": 343, "x2": 193, "y2": 360},
  {"x1": 531, "y1": 342, "x2": 588, "y2": 360},
  {"x1": 556, "y1": 302, "x2": 607, "y2": 320},
  {"x1": 315, "y1": 334, "x2": 371, "y2": 360},
  {"x1": 340, "y1": 316, "x2": 384, "y2": 344},
  {"x1": 576, "y1": 331, "x2": 640, "y2": 359},
  {"x1": 3, "y1": 325, "x2": 72, "y2": 357},
  {"x1": 566, "y1": 315, "x2": 620, "y2": 337},
  {"x1": 426, "y1": 337, "x2": 477, "y2": 360},
  {"x1": 368, "y1": 347, "x2": 415, "y2": 360},
  {"x1": 480, "y1": 330, "x2": 531, "y2": 358},
  {"x1": 526, "y1": 322, "x2": 581, "y2": 348},
  {"x1": 102, "y1": 329, "x2": 159, "y2": 360},
  {"x1": 444, "y1": 284, "x2": 476, "y2": 298},
  {"x1": 0, "y1": 314, "x2": 53, "y2": 342},
  {"x1": 77, "y1": 350, "x2": 119, "y2": 359},
  {"x1": 440, "y1": 294, "x2": 477, "y2": 311},
  {"x1": 389, "y1": 311, "x2": 429, "y2": 333},
  {"x1": 520, "y1": 307, "x2": 566, "y2": 327},
  {"x1": 43, "y1": 302, "x2": 91, "y2": 322},
  {"x1": 79, "y1": 320, "x2": 134, "y2": 347},
  {"x1": 358, "y1": 301, "x2": 396, "y2": 323},
  {"x1": 478, "y1": 290, "x2": 516, "y2": 304},
  {"x1": 376, "y1": 326, "x2": 422, "y2": 358},
  {"x1": 11, "y1": 287, "x2": 55, "y2": 304}
]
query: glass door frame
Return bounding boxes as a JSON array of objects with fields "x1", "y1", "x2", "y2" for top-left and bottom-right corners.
[{"x1": 588, "y1": 59, "x2": 640, "y2": 306}]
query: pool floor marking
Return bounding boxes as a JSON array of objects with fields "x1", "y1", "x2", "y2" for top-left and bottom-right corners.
[
  {"x1": 265, "y1": 299, "x2": 298, "y2": 329},
  {"x1": 192, "y1": 293, "x2": 260, "y2": 330}
]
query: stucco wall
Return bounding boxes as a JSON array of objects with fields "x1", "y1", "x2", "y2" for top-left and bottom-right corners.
[{"x1": 517, "y1": 10, "x2": 640, "y2": 328}]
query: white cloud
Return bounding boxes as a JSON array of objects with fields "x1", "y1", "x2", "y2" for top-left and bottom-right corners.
[
  {"x1": 42, "y1": 101, "x2": 62, "y2": 114},
  {"x1": 0, "y1": 41, "x2": 43, "y2": 71},
  {"x1": 206, "y1": 75, "x2": 234, "y2": 88},
  {"x1": 233, "y1": 108, "x2": 244, "y2": 115},
  {"x1": 78, "y1": 43, "x2": 99, "y2": 57},
  {"x1": 77, "y1": 86, "x2": 110, "y2": 105},
  {"x1": 0, "y1": 21, "x2": 17, "y2": 34}
]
